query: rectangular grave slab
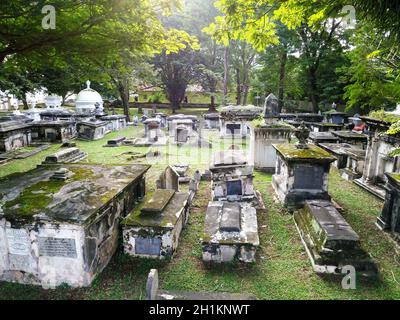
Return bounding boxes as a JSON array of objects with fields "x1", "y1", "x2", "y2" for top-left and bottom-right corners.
[
  {"x1": 122, "y1": 192, "x2": 190, "y2": 259},
  {"x1": 0, "y1": 163, "x2": 150, "y2": 288},
  {"x1": 202, "y1": 202, "x2": 259, "y2": 263},
  {"x1": 219, "y1": 203, "x2": 241, "y2": 232},
  {"x1": 43, "y1": 147, "x2": 87, "y2": 164},
  {"x1": 106, "y1": 136, "x2": 126, "y2": 147},
  {"x1": 141, "y1": 189, "x2": 175, "y2": 214},
  {"x1": 294, "y1": 200, "x2": 377, "y2": 275}
]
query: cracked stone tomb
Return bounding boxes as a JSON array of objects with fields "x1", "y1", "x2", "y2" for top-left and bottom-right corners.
[
  {"x1": 0, "y1": 163, "x2": 149, "y2": 288},
  {"x1": 122, "y1": 189, "x2": 190, "y2": 259}
]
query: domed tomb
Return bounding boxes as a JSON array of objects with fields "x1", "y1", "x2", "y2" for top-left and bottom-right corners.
[{"x1": 75, "y1": 80, "x2": 104, "y2": 114}]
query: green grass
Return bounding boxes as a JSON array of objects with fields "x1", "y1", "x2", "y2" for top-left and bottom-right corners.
[{"x1": 0, "y1": 114, "x2": 399, "y2": 300}]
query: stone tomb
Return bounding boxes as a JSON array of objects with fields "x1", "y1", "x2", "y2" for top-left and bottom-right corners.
[
  {"x1": 309, "y1": 122, "x2": 343, "y2": 133},
  {"x1": 355, "y1": 117, "x2": 400, "y2": 200},
  {"x1": 377, "y1": 173, "x2": 400, "y2": 242},
  {"x1": 210, "y1": 150, "x2": 255, "y2": 203},
  {"x1": 202, "y1": 202, "x2": 259, "y2": 263},
  {"x1": 122, "y1": 189, "x2": 190, "y2": 259},
  {"x1": 219, "y1": 105, "x2": 262, "y2": 139},
  {"x1": 143, "y1": 118, "x2": 165, "y2": 143},
  {"x1": 42, "y1": 147, "x2": 87, "y2": 164},
  {"x1": 339, "y1": 148, "x2": 366, "y2": 181},
  {"x1": 272, "y1": 143, "x2": 336, "y2": 209},
  {"x1": 77, "y1": 119, "x2": 109, "y2": 140},
  {"x1": 0, "y1": 163, "x2": 149, "y2": 288},
  {"x1": 30, "y1": 121, "x2": 77, "y2": 143},
  {"x1": 331, "y1": 130, "x2": 368, "y2": 148},
  {"x1": 308, "y1": 132, "x2": 340, "y2": 145},
  {"x1": 203, "y1": 113, "x2": 221, "y2": 130},
  {"x1": 294, "y1": 200, "x2": 377, "y2": 275},
  {"x1": 324, "y1": 111, "x2": 348, "y2": 125},
  {"x1": 252, "y1": 123, "x2": 293, "y2": 173},
  {"x1": 167, "y1": 114, "x2": 198, "y2": 137},
  {"x1": 100, "y1": 115, "x2": 127, "y2": 132},
  {"x1": 0, "y1": 119, "x2": 32, "y2": 152},
  {"x1": 105, "y1": 136, "x2": 126, "y2": 147},
  {"x1": 319, "y1": 143, "x2": 361, "y2": 169}
]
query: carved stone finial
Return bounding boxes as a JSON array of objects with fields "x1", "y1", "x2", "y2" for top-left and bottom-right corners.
[
  {"x1": 295, "y1": 121, "x2": 310, "y2": 149},
  {"x1": 86, "y1": 80, "x2": 91, "y2": 89}
]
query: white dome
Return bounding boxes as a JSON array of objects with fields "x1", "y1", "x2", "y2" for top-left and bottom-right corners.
[{"x1": 75, "y1": 80, "x2": 103, "y2": 114}]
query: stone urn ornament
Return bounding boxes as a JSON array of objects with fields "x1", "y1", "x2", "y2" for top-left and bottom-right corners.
[{"x1": 295, "y1": 121, "x2": 310, "y2": 149}]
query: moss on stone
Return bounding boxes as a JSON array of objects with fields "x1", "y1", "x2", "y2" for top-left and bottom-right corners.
[{"x1": 274, "y1": 143, "x2": 335, "y2": 160}]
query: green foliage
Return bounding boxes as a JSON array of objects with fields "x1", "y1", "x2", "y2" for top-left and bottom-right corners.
[
  {"x1": 368, "y1": 109, "x2": 400, "y2": 124},
  {"x1": 148, "y1": 92, "x2": 164, "y2": 104}
]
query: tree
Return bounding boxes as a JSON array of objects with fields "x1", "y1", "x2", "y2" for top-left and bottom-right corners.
[
  {"x1": 0, "y1": 0, "x2": 183, "y2": 64},
  {"x1": 153, "y1": 47, "x2": 201, "y2": 113},
  {"x1": 341, "y1": 23, "x2": 400, "y2": 113}
]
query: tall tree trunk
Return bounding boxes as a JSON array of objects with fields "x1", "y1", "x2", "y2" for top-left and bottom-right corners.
[
  {"x1": 242, "y1": 85, "x2": 249, "y2": 106},
  {"x1": 278, "y1": 51, "x2": 287, "y2": 113},
  {"x1": 21, "y1": 94, "x2": 29, "y2": 110},
  {"x1": 308, "y1": 67, "x2": 319, "y2": 113},
  {"x1": 236, "y1": 67, "x2": 241, "y2": 105},
  {"x1": 118, "y1": 79, "x2": 131, "y2": 122},
  {"x1": 223, "y1": 45, "x2": 230, "y2": 106}
]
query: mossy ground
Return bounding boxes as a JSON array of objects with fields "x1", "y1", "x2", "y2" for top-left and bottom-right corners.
[{"x1": 0, "y1": 109, "x2": 399, "y2": 300}]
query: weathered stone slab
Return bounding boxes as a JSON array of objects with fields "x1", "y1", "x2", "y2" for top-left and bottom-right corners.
[
  {"x1": 202, "y1": 202, "x2": 259, "y2": 263},
  {"x1": 141, "y1": 189, "x2": 175, "y2": 214},
  {"x1": 219, "y1": 203, "x2": 241, "y2": 232},
  {"x1": 294, "y1": 200, "x2": 377, "y2": 275}
]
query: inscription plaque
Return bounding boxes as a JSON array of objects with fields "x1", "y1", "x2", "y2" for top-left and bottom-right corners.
[
  {"x1": 6, "y1": 228, "x2": 30, "y2": 255},
  {"x1": 293, "y1": 165, "x2": 324, "y2": 190},
  {"x1": 39, "y1": 237, "x2": 77, "y2": 258},
  {"x1": 135, "y1": 237, "x2": 161, "y2": 256}
]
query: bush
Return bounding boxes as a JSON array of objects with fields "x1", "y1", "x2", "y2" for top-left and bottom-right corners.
[{"x1": 148, "y1": 92, "x2": 164, "y2": 103}]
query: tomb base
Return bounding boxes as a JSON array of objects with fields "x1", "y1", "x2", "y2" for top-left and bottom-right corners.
[{"x1": 354, "y1": 178, "x2": 386, "y2": 200}]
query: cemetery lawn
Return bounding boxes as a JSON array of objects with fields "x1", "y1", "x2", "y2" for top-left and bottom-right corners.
[{"x1": 0, "y1": 119, "x2": 399, "y2": 300}]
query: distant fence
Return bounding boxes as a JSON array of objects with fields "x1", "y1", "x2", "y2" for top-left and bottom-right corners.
[{"x1": 127, "y1": 102, "x2": 216, "y2": 109}]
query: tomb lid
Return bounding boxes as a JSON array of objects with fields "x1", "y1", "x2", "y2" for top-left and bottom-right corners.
[
  {"x1": 309, "y1": 132, "x2": 339, "y2": 141},
  {"x1": 143, "y1": 118, "x2": 161, "y2": 125},
  {"x1": 324, "y1": 111, "x2": 347, "y2": 116},
  {"x1": 318, "y1": 143, "x2": 357, "y2": 156},
  {"x1": 77, "y1": 120, "x2": 108, "y2": 127},
  {"x1": 304, "y1": 200, "x2": 359, "y2": 243},
  {"x1": 0, "y1": 120, "x2": 31, "y2": 132},
  {"x1": 203, "y1": 201, "x2": 259, "y2": 246},
  {"x1": 167, "y1": 114, "x2": 198, "y2": 121},
  {"x1": 100, "y1": 115, "x2": 126, "y2": 120},
  {"x1": 141, "y1": 189, "x2": 175, "y2": 214},
  {"x1": 212, "y1": 150, "x2": 248, "y2": 167},
  {"x1": 122, "y1": 192, "x2": 190, "y2": 229},
  {"x1": 313, "y1": 122, "x2": 343, "y2": 127},
  {"x1": 219, "y1": 203, "x2": 241, "y2": 232},
  {"x1": 0, "y1": 163, "x2": 150, "y2": 225},
  {"x1": 331, "y1": 130, "x2": 368, "y2": 140},
  {"x1": 204, "y1": 113, "x2": 220, "y2": 120},
  {"x1": 273, "y1": 143, "x2": 336, "y2": 163}
]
